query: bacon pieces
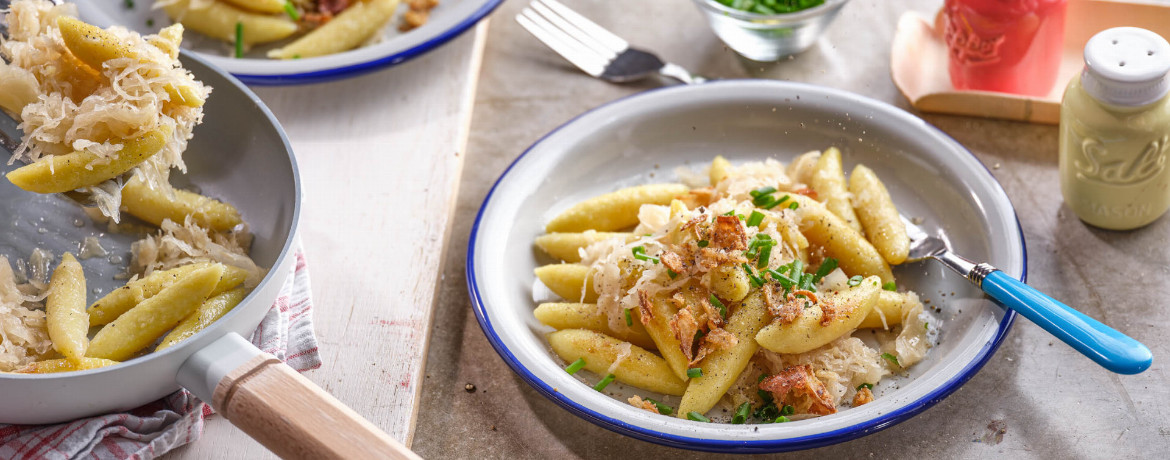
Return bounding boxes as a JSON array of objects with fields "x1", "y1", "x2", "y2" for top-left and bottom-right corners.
[
  {"x1": 763, "y1": 285, "x2": 800, "y2": 324},
  {"x1": 817, "y1": 295, "x2": 841, "y2": 327},
  {"x1": 660, "y1": 250, "x2": 686, "y2": 275},
  {"x1": 695, "y1": 247, "x2": 747, "y2": 271},
  {"x1": 697, "y1": 293, "x2": 724, "y2": 330},
  {"x1": 711, "y1": 215, "x2": 748, "y2": 251},
  {"x1": 628, "y1": 395, "x2": 660, "y2": 414},
  {"x1": 669, "y1": 308, "x2": 700, "y2": 361},
  {"x1": 758, "y1": 365, "x2": 837, "y2": 415},
  {"x1": 852, "y1": 387, "x2": 874, "y2": 407},
  {"x1": 317, "y1": 0, "x2": 351, "y2": 15},
  {"x1": 637, "y1": 289, "x2": 654, "y2": 326},
  {"x1": 793, "y1": 187, "x2": 818, "y2": 200},
  {"x1": 763, "y1": 286, "x2": 821, "y2": 324},
  {"x1": 690, "y1": 327, "x2": 737, "y2": 365}
]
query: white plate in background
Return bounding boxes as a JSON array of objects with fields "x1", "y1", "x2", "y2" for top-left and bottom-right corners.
[{"x1": 78, "y1": 0, "x2": 502, "y2": 85}]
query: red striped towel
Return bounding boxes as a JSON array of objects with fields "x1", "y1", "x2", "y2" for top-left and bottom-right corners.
[{"x1": 0, "y1": 248, "x2": 321, "y2": 460}]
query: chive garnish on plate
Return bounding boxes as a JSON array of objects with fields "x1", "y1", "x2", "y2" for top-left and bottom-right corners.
[
  {"x1": 593, "y1": 373, "x2": 616, "y2": 391},
  {"x1": 565, "y1": 358, "x2": 586, "y2": 374}
]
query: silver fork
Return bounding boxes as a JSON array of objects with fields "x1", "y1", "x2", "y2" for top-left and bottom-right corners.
[
  {"x1": 901, "y1": 215, "x2": 1152, "y2": 375},
  {"x1": 516, "y1": 0, "x2": 705, "y2": 85}
]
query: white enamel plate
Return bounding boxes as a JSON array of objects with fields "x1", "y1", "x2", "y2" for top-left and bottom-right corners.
[
  {"x1": 468, "y1": 80, "x2": 1026, "y2": 452},
  {"x1": 79, "y1": 0, "x2": 502, "y2": 85}
]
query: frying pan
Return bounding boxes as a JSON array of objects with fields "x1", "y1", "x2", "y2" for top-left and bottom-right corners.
[{"x1": 0, "y1": 52, "x2": 416, "y2": 459}]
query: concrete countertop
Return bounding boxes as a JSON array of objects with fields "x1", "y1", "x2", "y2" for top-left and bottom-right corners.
[{"x1": 414, "y1": 0, "x2": 1170, "y2": 458}]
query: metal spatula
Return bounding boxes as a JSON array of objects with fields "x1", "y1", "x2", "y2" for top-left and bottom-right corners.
[{"x1": 901, "y1": 215, "x2": 1152, "y2": 374}]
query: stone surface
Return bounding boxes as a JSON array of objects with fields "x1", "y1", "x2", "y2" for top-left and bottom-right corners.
[{"x1": 414, "y1": 0, "x2": 1170, "y2": 458}]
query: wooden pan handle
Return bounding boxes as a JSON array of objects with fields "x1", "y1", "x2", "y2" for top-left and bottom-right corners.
[{"x1": 212, "y1": 355, "x2": 421, "y2": 460}]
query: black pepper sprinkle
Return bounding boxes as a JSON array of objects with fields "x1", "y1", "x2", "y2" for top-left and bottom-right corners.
[{"x1": 464, "y1": 383, "x2": 476, "y2": 393}]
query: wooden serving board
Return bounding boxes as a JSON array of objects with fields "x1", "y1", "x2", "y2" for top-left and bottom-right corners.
[
  {"x1": 169, "y1": 22, "x2": 489, "y2": 459},
  {"x1": 891, "y1": 0, "x2": 1170, "y2": 124}
]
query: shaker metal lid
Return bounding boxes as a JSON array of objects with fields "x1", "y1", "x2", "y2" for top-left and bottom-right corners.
[{"x1": 1082, "y1": 27, "x2": 1170, "y2": 107}]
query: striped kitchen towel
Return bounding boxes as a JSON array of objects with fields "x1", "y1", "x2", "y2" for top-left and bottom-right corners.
[{"x1": 0, "y1": 248, "x2": 321, "y2": 460}]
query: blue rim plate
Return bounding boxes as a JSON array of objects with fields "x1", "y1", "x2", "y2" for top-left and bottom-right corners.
[
  {"x1": 467, "y1": 80, "x2": 1025, "y2": 453},
  {"x1": 77, "y1": 0, "x2": 503, "y2": 85}
]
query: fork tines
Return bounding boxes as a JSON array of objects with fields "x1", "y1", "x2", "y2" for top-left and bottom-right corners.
[{"x1": 516, "y1": 0, "x2": 630, "y2": 77}]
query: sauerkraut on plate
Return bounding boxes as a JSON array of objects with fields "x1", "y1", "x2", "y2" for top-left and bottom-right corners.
[
  {"x1": 0, "y1": 1, "x2": 265, "y2": 373},
  {"x1": 532, "y1": 152, "x2": 939, "y2": 423}
]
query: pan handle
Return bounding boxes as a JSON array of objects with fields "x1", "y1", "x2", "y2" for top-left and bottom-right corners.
[{"x1": 177, "y1": 333, "x2": 420, "y2": 459}]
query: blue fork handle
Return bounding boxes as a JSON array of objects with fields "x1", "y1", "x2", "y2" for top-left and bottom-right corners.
[{"x1": 982, "y1": 270, "x2": 1152, "y2": 374}]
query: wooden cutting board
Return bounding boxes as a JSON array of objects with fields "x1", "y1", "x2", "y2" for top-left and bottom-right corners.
[{"x1": 171, "y1": 22, "x2": 489, "y2": 459}]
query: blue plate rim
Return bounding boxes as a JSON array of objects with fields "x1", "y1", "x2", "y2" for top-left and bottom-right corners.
[
  {"x1": 465, "y1": 80, "x2": 1025, "y2": 452},
  {"x1": 233, "y1": 0, "x2": 504, "y2": 85}
]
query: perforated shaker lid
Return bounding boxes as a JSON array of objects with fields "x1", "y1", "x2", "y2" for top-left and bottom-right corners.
[{"x1": 1082, "y1": 27, "x2": 1170, "y2": 107}]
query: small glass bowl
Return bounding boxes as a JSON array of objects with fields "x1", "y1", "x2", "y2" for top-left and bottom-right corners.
[{"x1": 692, "y1": 0, "x2": 851, "y2": 61}]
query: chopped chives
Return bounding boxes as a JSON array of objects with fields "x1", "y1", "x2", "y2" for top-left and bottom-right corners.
[
  {"x1": 687, "y1": 411, "x2": 711, "y2": 422},
  {"x1": 774, "y1": 415, "x2": 790, "y2": 423},
  {"x1": 756, "y1": 244, "x2": 772, "y2": 268},
  {"x1": 646, "y1": 398, "x2": 674, "y2": 415},
  {"x1": 790, "y1": 259, "x2": 804, "y2": 277},
  {"x1": 709, "y1": 294, "x2": 727, "y2": 318},
  {"x1": 742, "y1": 263, "x2": 764, "y2": 288},
  {"x1": 761, "y1": 194, "x2": 790, "y2": 210},
  {"x1": 565, "y1": 358, "x2": 586, "y2": 374},
  {"x1": 780, "y1": 404, "x2": 795, "y2": 416},
  {"x1": 754, "y1": 4, "x2": 778, "y2": 14},
  {"x1": 624, "y1": 308, "x2": 633, "y2": 326},
  {"x1": 283, "y1": 1, "x2": 301, "y2": 21},
  {"x1": 813, "y1": 258, "x2": 838, "y2": 283},
  {"x1": 593, "y1": 373, "x2": 616, "y2": 391},
  {"x1": 787, "y1": 201, "x2": 799, "y2": 210},
  {"x1": 668, "y1": 269, "x2": 679, "y2": 279},
  {"x1": 924, "y1": 322, "x2": 930, "y2": 330},
  {"x1": 234, "y1": 22, "x2": 244, "y2": 58},
  {"x1": 732, "y1": 402, "x2": 752, "y2": 424},
  {"x1": 631, "y1": 246, "x2": 660, "y2": 264},
  {"x1": 882, "y1": 281, "x2": 897, "y2": 291},
  {"x1": 687, "y1": 368, "x2": 703, "y2": 378},
  {"x1": 856, "y1": 383, "x2": 873, "y2": 391},
  {"x1": 723, "y1": 210, "x2": 737, "y2": 216},
  {"x1": 798, "y1": 272, "x2": 816, "y2": 292},
  {"x1": 768, "y1": 269, "x2": 796, "y2": 289},
  {"x1": 881, "y1": 353, "x2": 900, "y2": 366},
  {"x1": 750, "y1": 186, "x2": 777, "y2": 197},
  {"x1": 746, "y1": 210, "x2": 765, "y2": 227},
  {"x1": 697, "y1": 240, "x2": 709, "y2": 247},
  {"x1": 847, "y1": 275, "x2": 864, "y2": 287}
]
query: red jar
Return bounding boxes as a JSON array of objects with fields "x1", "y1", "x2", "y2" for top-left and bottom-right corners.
[{"x1": 944, "y1": 0, "x2": 1068, "y2": 96}]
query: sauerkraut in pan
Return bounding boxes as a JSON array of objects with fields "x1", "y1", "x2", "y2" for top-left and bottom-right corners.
[
  {"x1": 0, "y1": 0, "x2": 208, "y2": 221},
  {"x1": 532, "y1": 152, "x2": 938, "y2": 423},
  {"x1": 0, "y1": 2, "x2": 265, "y2": 373}
]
